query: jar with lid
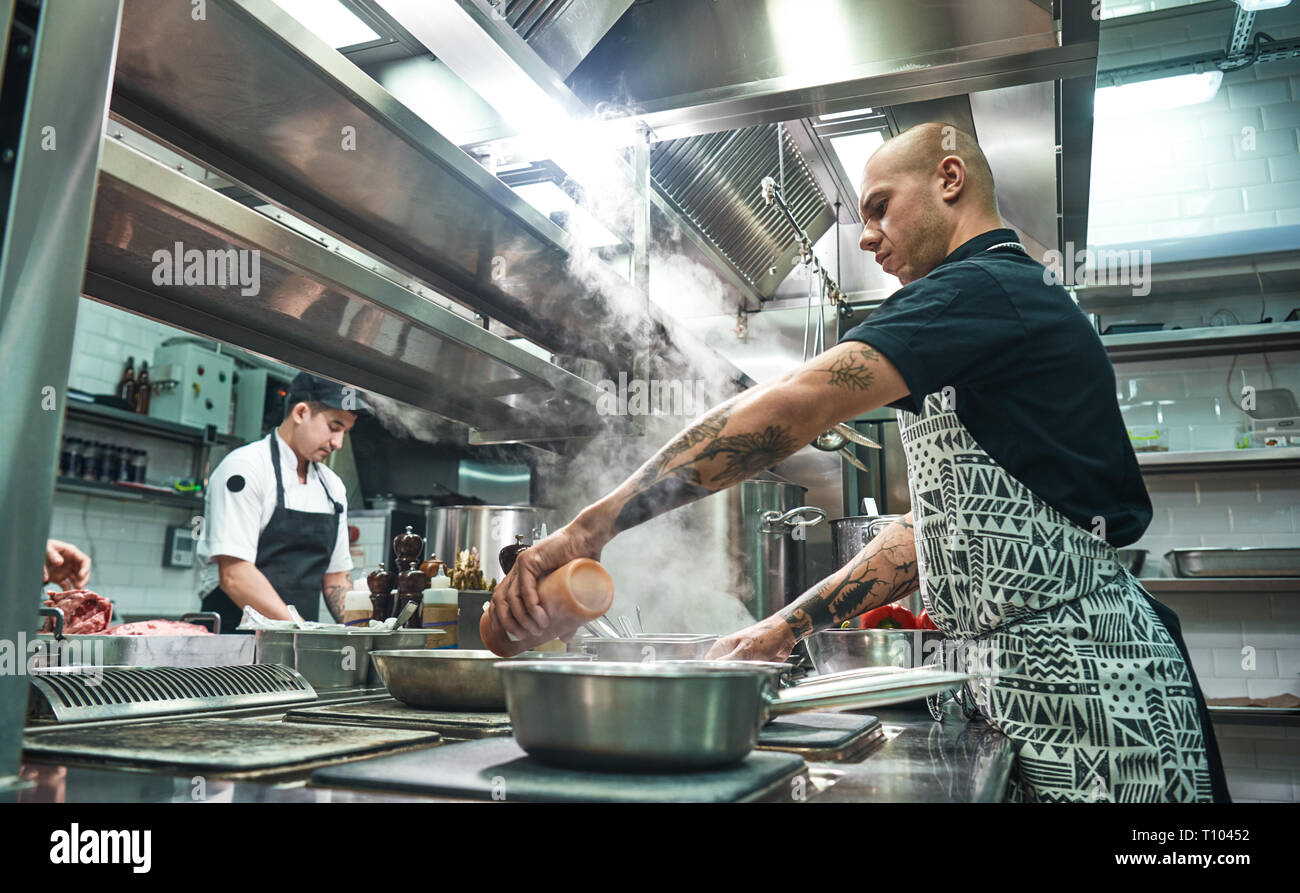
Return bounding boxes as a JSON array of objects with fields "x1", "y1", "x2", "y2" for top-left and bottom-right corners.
[
  {"x1": 130, "y1": 448, "x2": 148, "y2": 484},
  {"x1": 59, "y1": 437, "x2": 79, "y2": 477},
  {"x1": 104, "y1": 444, "x2": 123, "y2": 482},
  {"x1": 82, "y1": 441, "x2": 104, "y2": 481}
]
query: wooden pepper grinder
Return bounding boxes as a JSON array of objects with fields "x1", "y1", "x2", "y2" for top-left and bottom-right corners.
[
  {"x1": 367, "y1": 563, "x2": 395, "y2": 622},
  {"x1": 393, "y1": 526, "x2": 428, "y2": 629}
]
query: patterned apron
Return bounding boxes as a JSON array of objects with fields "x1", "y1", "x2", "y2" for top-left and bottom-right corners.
[{"x1": 897, "y1": 391, "x2": 1226, "y2": 803}]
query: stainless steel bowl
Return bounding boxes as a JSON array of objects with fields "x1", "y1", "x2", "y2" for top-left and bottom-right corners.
[
  {"x1": 805, "y1": 628, "x2": 943, "y2": 675},
  {"x1": 369, "y1": 648, "x2": 590, "y2": 711},
  {"x1": 581, "y1": 634, "x2": 718, "y2": 662}
]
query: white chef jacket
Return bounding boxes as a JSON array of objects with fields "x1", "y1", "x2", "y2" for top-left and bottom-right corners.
[{"x1": 197, "y1": 432, "x2": 353, "y2": 598}]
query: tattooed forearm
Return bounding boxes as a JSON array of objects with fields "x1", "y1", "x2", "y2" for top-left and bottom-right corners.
[
  {"x1": 778, "y1": 519, "x2": 920, "y2": 640},
  {"x1": 823, "y1": 345, "x2": 880, "y2": 391},
  {"x1": 612, "y1": 397, "x2": 801, "y2": 533},
  {"x1": 322, "y1": 583, "x2": 348, "y2": 624}
]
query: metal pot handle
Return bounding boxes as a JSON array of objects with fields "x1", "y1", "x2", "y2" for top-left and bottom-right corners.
[
  {"x1": 760, "y1": 505, "x2": 827, "y2": 533},
  {"x1": 180, "y1": 611, "x2": 222, "y2": 635},
  {"x1": 38, "y1": 605, "x2": 65, "y2": 640},
  {"x1": 766, "y1": 667, "x2": 976, "y2": 717}
]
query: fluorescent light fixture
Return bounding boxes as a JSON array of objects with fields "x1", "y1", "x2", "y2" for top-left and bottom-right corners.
[
  {"x1": 829, "y1": 130, "x2": 886, "y2": 186},
  {"x1": 819, "y1": 107, "x2": 875, "y2": 121},
  {"x1": 512, "y1": 182, "x2": 622, "y2": 249},
  {"x1": 1234, "y1": 0, "x2": 1291, "y2": 11},
  {"x1": 1094, "y1": 71, "x2": 1223, "y2": 116},
  {"x1": 270, "y1": 0, "x2": 379, "y2": 48}
]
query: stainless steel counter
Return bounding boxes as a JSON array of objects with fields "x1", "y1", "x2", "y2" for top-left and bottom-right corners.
[{"x1": 10, "y1": 701, "x2": 1012, "y2": 804}]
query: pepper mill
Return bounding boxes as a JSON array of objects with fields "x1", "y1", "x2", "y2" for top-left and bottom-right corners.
[
  {"x1": 393, "y1": 527, "x2": 428, "y2": 630},
  {"x1": 366, "y1": 563, "x2": 395, "y2": 622}
]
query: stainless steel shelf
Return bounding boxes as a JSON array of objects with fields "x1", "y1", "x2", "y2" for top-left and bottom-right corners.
[
  {"x1": 1206, "y1": 706, "x2": 1300, "y2": 726},
  {"x1": 1139, "y1": 578, "x2": 1299, "y2": 594},
  {"x1": 55, "y1": 478, "x2": 203, "y2": 511},
  {"x1": 1104, "y1": 321, "x2": 1300, "y2": 363},
  {"x1": 85, "y1": 138, "x2": 616, "y2": 439},
  {"x1": 66, "y1": 399, "x2": 242, "y2": 447},
  {"x1": 1135, "y1": 447, "x2": 1300, "y2": 473}
]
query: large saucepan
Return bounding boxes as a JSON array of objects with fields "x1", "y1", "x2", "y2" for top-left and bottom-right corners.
[
  {"x1": 369, "y1": 649, "x2": 591, "y2": 711},
  {"x1": 495, "y1": 660, "x2": 974, "y2": 771}
]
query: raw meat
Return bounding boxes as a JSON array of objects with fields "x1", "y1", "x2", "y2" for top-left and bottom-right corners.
[
  {"x1": 41, "y1": 589, "x2": 113, "y2": 634},
  {"x1": 108, "y1": 620, "x2": 214, "y2": 636}
]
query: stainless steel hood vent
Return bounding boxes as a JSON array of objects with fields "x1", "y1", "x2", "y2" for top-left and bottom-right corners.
[
  {"x1": 105, "y1": 0, "x2": 751, "y2": 437},
  {"x1": 85, "y1": 138, "x2": 614, "y2": 439},
  {"x1": 651, "y1": 123, "x2": 833, "y2": 298}
]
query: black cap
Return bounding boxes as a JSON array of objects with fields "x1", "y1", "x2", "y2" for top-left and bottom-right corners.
[{"x1": 286, "y1": 372, "x2": 366, "y2": 414}]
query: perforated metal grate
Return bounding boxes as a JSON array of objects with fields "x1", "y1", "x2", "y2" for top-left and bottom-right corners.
[
  {"x1": 650, "y1": 123, "x2": 832, "y2": 295},
  {"x1": 28, "y1": 663, "x2": 316, "y2": 723}
]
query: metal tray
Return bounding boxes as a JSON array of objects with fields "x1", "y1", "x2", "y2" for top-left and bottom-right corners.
[
  {"x1": 1167, "y1": 548, "x2": 1300, "y2": 578},
  {"x1": 30, "y1": 633, "x2": 255, "y2": 669}
]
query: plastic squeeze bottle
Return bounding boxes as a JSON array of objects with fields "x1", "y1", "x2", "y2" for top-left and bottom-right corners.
[{"x1": 480, "y1": 553, "x2": 614, "y2": 657}]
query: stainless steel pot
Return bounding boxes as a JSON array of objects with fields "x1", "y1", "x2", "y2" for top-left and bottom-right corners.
[
  {"x1": 829, "y1": 514, "x2": 902, "y2": 568},
  {"x1": 727, "y1": 479, "x2": 825, "y2": 620},
  {"x1": 424, "y1": 505, "x2": 544, "y2": 583},
  {"x1": 369, "y1": 648, "x2": 591, "y2": 711},
  {"x1": 806, "y1": 628, "x2": 944, "y2": 674},
  {"x1": 497, "y1": 660, "x2": 974, "y2": 771},
  {"x1": 256, "y1": 628, "x2": 436, "y2": 692}
]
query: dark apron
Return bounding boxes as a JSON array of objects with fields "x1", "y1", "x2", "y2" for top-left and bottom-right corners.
[{"x1": 202, "y1": 434, "x2": 342, "y2": 633}]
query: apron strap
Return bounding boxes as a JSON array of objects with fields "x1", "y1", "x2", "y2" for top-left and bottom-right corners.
[
  {"x1": 314, "y1": 464, "x2": 343, "y2": 514},
  {"x1": 267, "y1": 433, "x2": 287, "y2": 510}
]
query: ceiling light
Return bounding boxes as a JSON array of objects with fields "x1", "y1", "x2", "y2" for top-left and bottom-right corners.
[
  {"x1": 270, "y1": 0, "x2": 380, "y2": 48},
  {"x1": 829, "y1": 130, "x2": 886, "y2": 185},
  {"x1": 819, "y1": 107, "x2": 875, "y2": 121},
  {"x1": 1093, "y1": 71, "x2": 1223, "y2": 116},
  {"x1": 511, "y1": 182, "x2": 622, "y2": 249},
  {"x1": 1233, "y1": 0, "x2": 1291, "y2": 11}
]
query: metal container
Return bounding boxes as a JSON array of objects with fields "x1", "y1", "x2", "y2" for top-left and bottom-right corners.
[
  {"x1": 828, "y1": 514, "x2": 920, "y2": 614},
  {"x1": 727, "y1": 479, "x2": 826, "y2": 620},
  {"x1": 806, "y1": 628, "x2": 944, "y2": 674},
  {"x1": 496, "y1": 660, "x2": 974, "y2": 771},
  {"x1": 370, "y1": 648, "x2": 591, "y2": 711},
  {"x1": 581, "y1": 634, "x2": 718, "y2": 662},
  {"x1": 257, "y1": 628, "x2": 436, "y2": 692},
  {"x1": 30, "y1": 634, "x2": 255, "y2": 669},
  {"x1": 829, "y1": 514, "x2": 902, "y2": 568},
  {"x1": 1167, "y1": 547, "x2": 1300, "y2": 578},
  {"x1": 424, "y1": 505, "x2": 544, "y2": 583}
]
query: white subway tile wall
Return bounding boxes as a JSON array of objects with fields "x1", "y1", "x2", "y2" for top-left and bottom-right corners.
[
  {"x1": 69, "y1": 298, "x2": 186, "y2": 397},
  {"x1": 46, "y1": 492, "x2": 200, "y2": 618},
  {"x1": 1114, "y1": 349, "x2": 1300, "y2": 455},
  {"x1": 50, "y1": 298, "x2": 216, "y2": 619},
  {"x1": 1090, "y1": 5, "x2": 1300, "y2": 245}
]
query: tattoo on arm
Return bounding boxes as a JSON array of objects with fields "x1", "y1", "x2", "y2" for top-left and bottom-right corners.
[
  {"x1": 823, "y1": 344, "x2": 881, "y2": 391},
  {"x1": 323, "y1": 583, "x2": 348, "y2": 623},
  {"x1": 613, "y1": 401, "x2": 800, "y2": 533},
  {"x1": 778, "y1": 519, "x2": 919, "y2": 640}
]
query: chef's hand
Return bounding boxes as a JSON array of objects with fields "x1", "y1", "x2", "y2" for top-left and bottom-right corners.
[
  {"x1": 489, "y1": 520, "x2": 605, "y2": 642},
  {"x1": 43, "y1": 540, "x2": 91, "y2": 590},
  {"x1": 705, "y1": 615, "x2": 797, "y2": 662}
]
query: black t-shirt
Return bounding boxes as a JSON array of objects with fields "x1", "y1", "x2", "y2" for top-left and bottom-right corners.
[{"x1": 838, "y1": 227, "x2": 1152, "y2": 547}]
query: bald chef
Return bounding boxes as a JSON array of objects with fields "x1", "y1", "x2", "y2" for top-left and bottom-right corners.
[{"x1": 197, "y1": 373, "x2": 359, "y2": 632}]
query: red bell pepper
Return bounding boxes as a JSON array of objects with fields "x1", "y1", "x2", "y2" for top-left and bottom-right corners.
[
  {"x1": 917, "y1": 609, "x2": 939, "y2": 630},
  {"x1": 859, "y1": 604, "x2": 917, "y2": 629}
]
